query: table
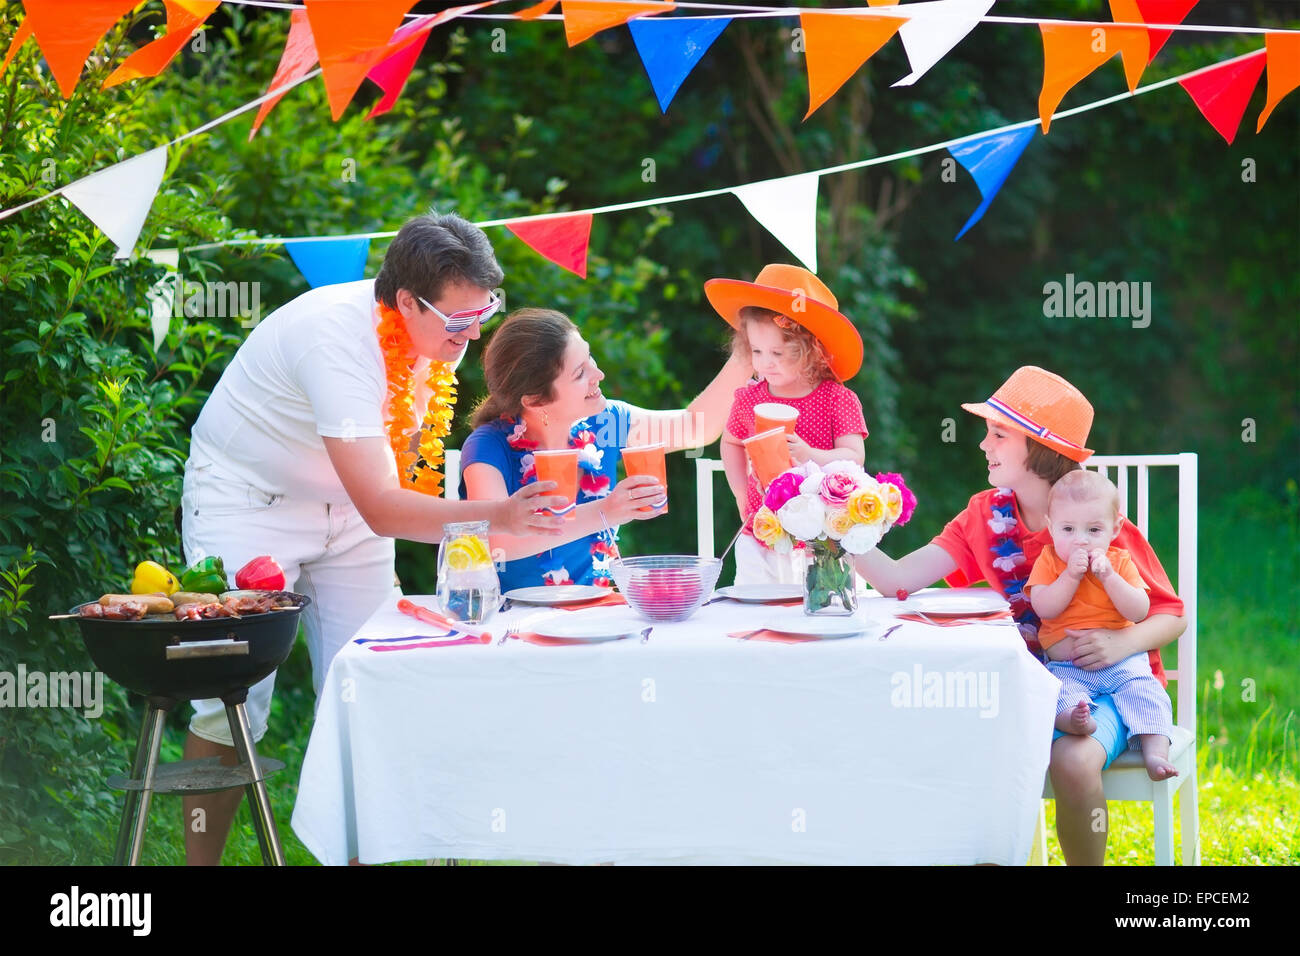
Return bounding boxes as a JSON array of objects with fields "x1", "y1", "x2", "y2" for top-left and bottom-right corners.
[{"x1": 291, "y1": 595, "x2": 1059, "y2": 865}]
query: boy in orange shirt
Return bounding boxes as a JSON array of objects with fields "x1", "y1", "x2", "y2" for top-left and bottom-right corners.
[{"x1": 1027, "y1": 469, "x2": 1178, "y2": 781}]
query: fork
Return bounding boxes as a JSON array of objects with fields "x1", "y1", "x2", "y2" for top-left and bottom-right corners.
[{"x1": 498, "y1": 626, "x2": 518, "y2": 647}]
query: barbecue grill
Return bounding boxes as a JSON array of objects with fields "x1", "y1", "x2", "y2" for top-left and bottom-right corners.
[{"x1": 66, "y1": 594, "x2": 310, "y2": 866}]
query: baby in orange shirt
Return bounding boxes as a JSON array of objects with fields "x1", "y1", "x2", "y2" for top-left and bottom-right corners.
[{"x1": 1027, "y1": 470, "x2": 1177, "y2": 781}]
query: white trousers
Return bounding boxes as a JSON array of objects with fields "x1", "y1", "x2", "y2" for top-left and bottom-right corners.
[
  {"x1": 181, "y1": 459, "x2": 396, "y2": 746},
  {"x1": 733, "y1": 533, "x2": 806, "y2": 586}
]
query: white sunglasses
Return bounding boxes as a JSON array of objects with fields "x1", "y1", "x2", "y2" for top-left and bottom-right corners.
[{"x1": 416, "y1": 290, "x2": 502, "y2": 333}]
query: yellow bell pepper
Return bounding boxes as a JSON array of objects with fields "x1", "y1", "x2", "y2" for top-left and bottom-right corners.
[{"x1": 131, "y1": 560, "x2": 179, "y2": 595}]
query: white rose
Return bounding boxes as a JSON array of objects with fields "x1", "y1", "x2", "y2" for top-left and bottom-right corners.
[
  {"x1": 798, "y1": 473, "x2": 822, "y2": 497},
  {"x1": 841, "y1": 522, "x2": 884, "y2": 555},
  {"x1": 769, "y1": 532, "x2": 794, "y2": 555},
  {"x1": 821, "y1": 459, "x2": 860, "y2": 478},
  {"x1": 778, "y1": 495, "x2": 827, "y2": 541}
]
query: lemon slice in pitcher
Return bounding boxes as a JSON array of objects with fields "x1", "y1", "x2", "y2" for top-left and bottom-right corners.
[{"x1": 446, "y1": 535, "x2": 492, "y2": 571}]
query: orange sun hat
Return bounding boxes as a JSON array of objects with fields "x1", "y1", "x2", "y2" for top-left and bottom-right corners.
[
  {"x1": 704, "y1": 263, "x2": 864, "y2": 382},
  {"x1": 961, "y1": 366, "x2": 1095, "y2": 462}
]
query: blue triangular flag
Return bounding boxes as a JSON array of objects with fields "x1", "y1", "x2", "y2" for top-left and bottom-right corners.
[
  {"x1": 948, "y1": 125, "x2": 1036, "y2": 241},
  {"x1": 285, "y1": 237, "x2": 371, "y2": 288},
  {"x1": 628, "y1": 17, "x2": 730, "y2": 113}
]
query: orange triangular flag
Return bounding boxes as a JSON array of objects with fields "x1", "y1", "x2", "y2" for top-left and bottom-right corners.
[
  {"x1": 249, "y1": 8, "x2": 318, "y2": 139},
  {"x1": 20, "y1": 0, "x2": 138, "y2": 98},
  {"x1": 1107, "y1": 0, "x2": 1151, "y2": 91},
  {"x1": 517, "y1": 0, "x2": 559, "y2": 19},
  {"x1": 1257, "y1": 32, "x2": 1300, "y2": 132},
  {"x1": 561, "y1": 1, "x2": 674, "y2": 48},
  {"x1": 1, "y1": 17, "x2": 33, "y2": 79},
  {"x1": 801, "y1": 10, "x2": 904, "y2": 119},
  {"x1": 102, "y1": 0, "x2": 222, "y2": 89},
  {"x1": 1038, "y1": 22, "x2": 1149, "y2": 132},
  {"x1": 304, "y1": 0, "x2": 418, "y2": 120},
  {"x1": 506, "y1": 213, "x2": 593, "y2": 278}
]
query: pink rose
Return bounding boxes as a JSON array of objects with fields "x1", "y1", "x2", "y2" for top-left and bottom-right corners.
[
  {"x1": 819, "y1": 472, "x2": 858, "y2": 508},
  {"x1": 875, "y1": 472, "x2": 917, "y2": 526},
  {"x1": 764, "y1": 471, "x2": 805, "y2": 512}
]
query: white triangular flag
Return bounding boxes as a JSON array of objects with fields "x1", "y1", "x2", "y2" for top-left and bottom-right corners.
[
  {"x1": 891, "y1": 0, "x2": 993, "y2": 87},
  {"x1": 732, "y1": 172, "x2": 820, "y2": 272},
  {"x1": 144, "y1": 248, "x2": 180, "y2": 352},
  {"x1": 61, "y1": 146, "x2": 167, "y2": 258}
]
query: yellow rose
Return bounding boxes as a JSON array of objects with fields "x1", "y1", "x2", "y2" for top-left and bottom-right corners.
[
  {"x1": 847, "y1": 488, "x2": 886, "y2": 526},
  {"x1": 825, "y1": 508, "x2": 857, "y2": 539},
  {"x1": 752, "y1": 506, "x2": 785, "y2": 548},
  {"x1": 879, "y1": 483, "x2": 903, "y2": 523}
]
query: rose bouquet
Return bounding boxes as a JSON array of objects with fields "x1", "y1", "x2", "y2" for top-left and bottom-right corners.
[{"x1": 750, "y1": 461, "x2": 916, "y2": 615}]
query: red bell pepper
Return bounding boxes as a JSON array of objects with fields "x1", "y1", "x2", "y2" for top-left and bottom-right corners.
[{"x1": 235, "y1": 555, "x2": 286, "y2": 591}]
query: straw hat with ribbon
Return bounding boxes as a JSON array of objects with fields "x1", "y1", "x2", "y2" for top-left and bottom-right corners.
[
  {"x1": 960, "y1": 366, "x2": 1095, "y2": 463},
  {"x1": 704, "y1": 263, "x2": 863, "y2": 382}
]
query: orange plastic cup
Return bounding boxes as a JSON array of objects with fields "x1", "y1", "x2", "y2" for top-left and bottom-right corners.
[
  {"x1": 532, "y1": 449, "x2": 579, "y2": 519},
  {"x1": 742, "y1": 427, "x2": 793, "y2": 489},
  {"x1": 754, "y1": 402, "x2": 799, "y2": 435},
  {"x1": 621, "y1": 443, "x2": 668, "y2": 515}
]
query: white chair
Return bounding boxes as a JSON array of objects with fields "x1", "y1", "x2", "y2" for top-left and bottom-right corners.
[
  {"x1": 695, "y1": 458, "x2": 729, "y2": 558},
  {"x1": 1040, "y1": 453, "x2": 1199, "y2": 866},
  {"x1": 443, "y1": 448, "x2": 461, "y2": 500}
]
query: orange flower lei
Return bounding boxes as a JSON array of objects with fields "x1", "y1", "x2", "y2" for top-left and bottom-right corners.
[{"x1": 376, "y1": 302, "x2": 458, "y2": 496}]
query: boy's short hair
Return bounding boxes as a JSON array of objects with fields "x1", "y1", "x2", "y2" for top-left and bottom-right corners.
[
  {"x1": 732, "y1": 306, "x2": 837, "y2": 384},
  {"x1": 1027, "y1": 439, "x2": 1082, "y2": 485},
  {"x1": 1048, "y1": 469, "x2": 1120, "y2": 518}
]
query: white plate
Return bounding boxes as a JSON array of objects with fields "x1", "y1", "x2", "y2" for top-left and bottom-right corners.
[
  {"x1": 896, "y1": 589, "x2": 1009, "y2": 616},
  {"x1": 503, "y1": 585, "x2": 609, "y2": 606},
  {"x1": 527, "y1": 608, "x2": 646, "y2": 642},
  {"x1": 714, "y1": 584, "x2": 804, "y2": 603},
  {"x1": 758, "y1": 614, "x2": 873, "y2": 638}
]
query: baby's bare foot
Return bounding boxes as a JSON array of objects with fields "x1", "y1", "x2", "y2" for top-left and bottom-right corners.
[
  {"x1": 1055, "y1": 700, "x2": 1096, "y2": 735},
  {"x1": 1145, "y1": 756, "x2": 1179, "y2": 781}
]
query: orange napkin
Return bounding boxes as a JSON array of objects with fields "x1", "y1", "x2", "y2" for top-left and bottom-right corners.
[
  {"x1": 726, "y1": 628, "x2": 820, "y2": 644},
  {"x1": 894, "y1": 610, "x2": 1014, "y2": 627},
  {"x1": 558, "y1": 591, "x2": 628, "y2": 612}
]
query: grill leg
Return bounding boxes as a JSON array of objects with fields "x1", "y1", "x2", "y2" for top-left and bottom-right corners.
[
  {"x1": 225, "y1": 701, "x2": 285, "y2": 866},
  {"x1": 122, "y1": 700, "x2": 169, "y2": 866},
  {"x1": 113, "y1": 704, "x2": 156, "y2": 865}
]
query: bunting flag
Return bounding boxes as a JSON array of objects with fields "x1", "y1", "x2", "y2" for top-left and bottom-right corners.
[
  {"x1": 732, "y1": 172, "x2": 820, "y2": 272},
  {"x1": 285, "y1": 236, "x2": 371, "y2": 287},
  {"x1": 948, "y1": 125, "x2": 1035, "y2": 240},
  {"x1": 801, "y1": 10, "x2": 905, "y2": 119},
  {"x1": 1178, "y1": 50, "x2": 1265, "y2": 145},
  {"x1": 891, "y1": 0, "x2": 993, "y2": 88},
  {"x1": 561, "y1": 1, "x2": 675, "y2": 49},
  {"x1": 1107, "y1": 0, "x2": 1153, "y2": 90},
  {"x1": 19, "y1": 0, "x2": 138, "y2": 98},
  {"x1": 1134, "y1": 0, "x2": 1199, "y2": 63},
  {"x1": 249, "y1": 9, "x2": 318, "y2": 140},
  {"x1": 303, "y1": 0, "x2": 418, "y2": 120},
  {"x1": 517, "y1": 0, "x2": 559, "y2": 19},
  {"x1": 144, "y1": 248, "x2": 180, "y2": 351},
  {"x1": 1038, "y1": 21, "x2": 1150, "y2": 132},
  {"x1": 365, "y1": 17, "x2": 437, "y2": 120},
  {"x1": 102, "y1": 0, "x2": 222, "y2": 90},
  {"x1": 1, "y1": 17, "x2": 33, "y2": 79},
  {"x1": 505, "y1": 213, "x2": 593, "y2": 277},
  {"x1": 61, "y1": 146, "x2": 168, "y2": 258},
  {"x1": 1257, "y1": 32, "x2": 1300, "y2": 132},
  {"x1": 628, "y1": 16, "x2": 729, "y2": 113}
]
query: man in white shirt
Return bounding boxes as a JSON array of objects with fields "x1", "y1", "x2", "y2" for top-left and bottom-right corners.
[{"x1": 180, "y1": 213, "x2": 563, "y2": 865}]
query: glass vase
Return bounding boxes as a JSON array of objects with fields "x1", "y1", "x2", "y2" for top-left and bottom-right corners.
[
  {"x1": 436, "y1": 521, "x2": 499, "y2": 625},
  {"x1": 802, "y1": 542, "x2": 858, "y2": 616}
]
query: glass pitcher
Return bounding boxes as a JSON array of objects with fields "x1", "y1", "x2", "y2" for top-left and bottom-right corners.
[{"x1": 435, "y1": 521, "x2": 500, "y2": 625}]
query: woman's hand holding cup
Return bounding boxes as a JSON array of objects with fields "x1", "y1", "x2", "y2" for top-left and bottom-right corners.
[
  {"x1": 604, "y1": 475, "x2": 665, "y2": 524},
  {"x1": 498, "y1": 481, "x2": 567, "y2": 536}
]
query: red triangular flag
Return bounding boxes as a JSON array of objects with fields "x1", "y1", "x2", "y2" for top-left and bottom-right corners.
[
  {"x1": 800, "y1": 10, "x2": 905, "y2": 119},
  {"x1": 20, "y1": 0, "x2": 137, "y2": 98},
  {"x1": 517, "y1": 0, "x2": 559, "y2": 19},
  {"x1": 365, "y1": 4, "x2": 489, "y2": 120},
  {"x1": 561, "y1": 1, "x2": 674, "y2": 48},
  {"x1": 1, "y1": 17, "x2": 33, "y2": 80},
  {"x1": 304, "y1": 0, "x2": 418, "y2": 120},
  {"x1": 1257, "y1": 32, "x2": 1300, "y2": 133},
  {"x1": 1134, "y1": 0, "x2": 1198, "y2": 63},
  {"x1": 249, "y1": 8, "x2": 318, "y2": 140},
  {"x1": 1179, "y1": 51, "x2": 1265, "y2": 145},
  {"x1": 103, "y1": 0, "x2": 222, "y2": 90},
  {"x1": 506, "y1": 214, "x2": 593, "y2": 278}
]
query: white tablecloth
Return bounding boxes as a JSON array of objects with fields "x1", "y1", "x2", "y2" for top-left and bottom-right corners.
[{"x1": 291, "y1": 595, "x2": 1059, "y2": 865}]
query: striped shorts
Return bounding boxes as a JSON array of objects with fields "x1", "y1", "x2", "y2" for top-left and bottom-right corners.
[{"x1": 1047, "y1": 652, "x2": 1173, "y2": 742}]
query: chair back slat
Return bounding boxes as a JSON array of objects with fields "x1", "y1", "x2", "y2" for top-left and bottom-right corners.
[
  {"x1": 1116, "y1": 464, "x2": 1129, "y2": 522},
  {"x1": 1137, "y1": 464, "x2": 1150, "y2": 539},
  {"x1": 444, "y1": 448, "x2": 462, "y2": 501}
]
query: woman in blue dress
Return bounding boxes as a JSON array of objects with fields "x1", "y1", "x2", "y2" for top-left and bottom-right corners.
[{"x1": 460, "y1": 308, "x2": 752, "y2": 590}]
